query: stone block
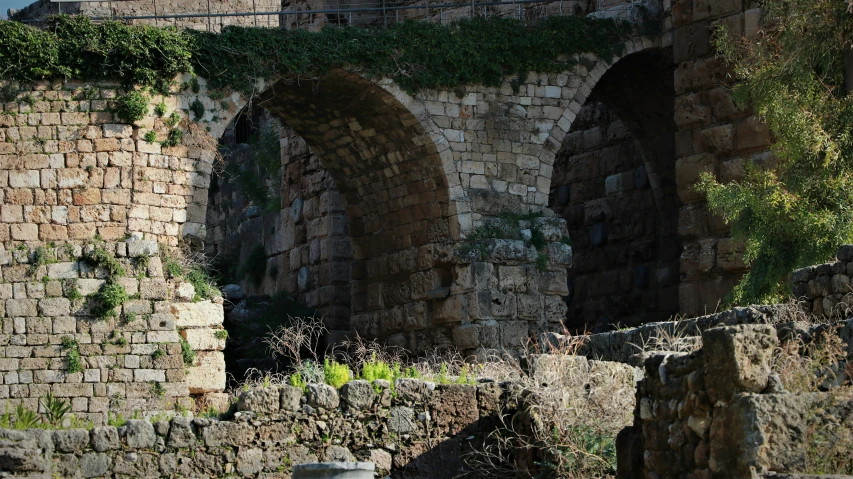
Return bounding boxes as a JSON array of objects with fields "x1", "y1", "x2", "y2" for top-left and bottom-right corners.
[
  {"x1": 185, "y1": 351, "x2": 225, "y2": 394},
  {"x1": 709, "y1": 393, "x2": 811, "y2": 477},
  {"x1": 38, "y1": 298, "x2": 70, "y2": 316},
  {"x1": 171, "y1": 301, "x2": 224, "y2": 328},
  {"x1": 702, "y1": 324, "x2": 777, "y2": 403},
  {"x1": 236, "y1": 387, "x2": 280, "y2": 414},
  {"x1": 179, "y1": 328, "x2": 225, "y2": 351},
  {"x1": 306, "y1": 383, "x2": 339, "y2": 409},
  {"x1": 452, "y1": 323, "x2": 480, "y2": 350},
  {"x1": 340, "y1": 380, "x2": 376, "y2": 410}
]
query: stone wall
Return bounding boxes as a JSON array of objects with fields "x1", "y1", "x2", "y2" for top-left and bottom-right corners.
[
  {"x1": 791, "y1": 245, "x2": 853, "y2": 318},
  {"x1": 671, "y1": 0, "x2": 770, "y2": 316},
  {"x1": 10, "y1": 0, "x2": 283, "y2": 31},
  {"x1": 617, "y1": 323, "x2": 853, "y2": 479},
  {"x1": 550, "y1": 97, "x2": 679, "y2": 331},
  {"x1": 206, "y1": 115, "x2": 353, "y2": 335},
  {"x1": 0, "y1": 351, "x2": 641, "y2": 479},
  {"x1": 0, "y1": 81, "x2": 229, "y2": 422},
  {"x1": 0, "y1": 379, "x2": 507, "y2": 478}
]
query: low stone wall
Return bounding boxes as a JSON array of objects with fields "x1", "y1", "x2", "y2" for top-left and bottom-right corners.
[
  {"x1": 0, "y1": 352, "x2": 641, "y2": 478},
  {"x1": 791, "y1": 245, "x2": 853, "y2": 317},
  {"x1": 617, "y1": 323, "x2": 853, "y2": 479},
  {"x1": 0, "y1": 379, "x2": 508, "y2": 478}
]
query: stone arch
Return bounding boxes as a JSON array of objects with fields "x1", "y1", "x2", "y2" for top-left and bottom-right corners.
[
  {"x1": 545, "y1": 46, "x2": 680, "y2": 331},
  {"x1": 197, "y1": 69, "x2": 468, "y2": 347}
]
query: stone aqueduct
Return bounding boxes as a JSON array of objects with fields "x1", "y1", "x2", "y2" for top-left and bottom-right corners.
[{"x1": 0, "y1": 0, "x2": 769, "y2": 416}]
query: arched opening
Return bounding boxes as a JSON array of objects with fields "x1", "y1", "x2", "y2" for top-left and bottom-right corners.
[
  {"x1": 205, "y1": 70, "x2": 461, "y2": 379},
  {"x1": 549, "y1": 48, "x2": 680, "y2": 332}
]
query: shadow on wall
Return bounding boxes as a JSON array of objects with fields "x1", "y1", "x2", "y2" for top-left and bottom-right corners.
[{"x1": 549, "y1": 47, "x2": 680, "y2": 333}]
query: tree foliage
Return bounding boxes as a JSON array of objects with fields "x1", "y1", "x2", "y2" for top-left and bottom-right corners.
[{"x1": 698, "y1": 0, "x2": 853, "y2": 305}]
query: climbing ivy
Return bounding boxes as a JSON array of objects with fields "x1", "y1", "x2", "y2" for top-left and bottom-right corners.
[{"x1": 0, "y1": 14, "x2": 632, "y2": 94}]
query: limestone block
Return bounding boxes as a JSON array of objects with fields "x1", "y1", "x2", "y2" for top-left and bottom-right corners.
[
  {"x1": 125, "y1": 240, "x2": 158, "y2": 257},
  {"x1": 452, "y1": 323, "x2": 480, "y2": 350},
  {"x1": 185, "y1": 351, "x2": 225, "y2": 393},
  {"x1": 179, "y1": 328, "x2": 225, "y2": 351},
  {"x1": 709, "y1": 393, "x2": 811, "y2": 478},
  {"x1": 171, "y1": 301, "x2": 224, "y2": 328},
  {"x1": 236, "y1": 387, "x2": 280, "y2": 414},
  {"x1": 702, "y1": 324, "x2": 777, "y2": 404}
]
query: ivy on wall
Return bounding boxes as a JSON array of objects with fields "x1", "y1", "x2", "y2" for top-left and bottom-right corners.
[{"x1": 0, "y1": 14, "x2": 632, "y2": 94}]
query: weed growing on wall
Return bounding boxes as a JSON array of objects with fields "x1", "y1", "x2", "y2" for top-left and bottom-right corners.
[
  {"x1": 0, "y1": 14, "x2": 631, "y2": 95},
  {"x1": 60, "y1": 336, "x2": 83, "y2": 374},
  {"x1": 115, "y1": 90, "x2": 149, "y2": 122}
]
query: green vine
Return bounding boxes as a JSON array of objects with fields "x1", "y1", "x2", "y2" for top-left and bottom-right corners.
[{"x1": 0, "y1": 15, "x2": 631, "y2": 95}]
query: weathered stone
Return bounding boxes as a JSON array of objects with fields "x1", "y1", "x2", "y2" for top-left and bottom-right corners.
[
  {"x1": 121, "y1": 420, "x2": 156, "y2": 448},
  {"x1": 280, "y1": 385, "x2": 303, "y2": 412},
  {"x1": 236, "y1": 387, "x2": 280, "y2": 414},
  {"x1": 185, "y1": 351, "x2": 226, "y2": 393},
  {"x1": 340, "y1": 380, "x2": 376, "y2": 410},
  {"x1": 172, "y1": 301, "x2": 224, "y2": 328},
  {"x1": 52, "y1": 429, "x2": 89, "y2": 453},
  {"x1": 702, "y1": 324, "x2": 777, "y2": 403},
  {"x1": 389, "y1": 406, "x2": 416, "y2": 433},
  {"x1": 90, "y1": 427, "x2": 120, "y2": 452},
  {"x1": 80, "y1": 452, "x2": 112, "y2": 478},
  {"x1": 306, "y1": 383, "x2": 339, "y2": 409},
  {"x1": 166, "y1": 417, "x2": 196, "y2": 448}
]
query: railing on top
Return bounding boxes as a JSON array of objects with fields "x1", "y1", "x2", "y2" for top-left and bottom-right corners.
[{"x1": 14, "y1": 0, "x2": 642, "y2": 31}]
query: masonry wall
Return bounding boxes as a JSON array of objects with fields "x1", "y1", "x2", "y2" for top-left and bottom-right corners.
[
  {"x1": 550, "y1": 99, "x2": 680, "y2": 331},
  {"x1": 617, "y1": 323, "x2": 853, "y2": 479},
  {"x1": 0, "y1": 80, "x2": 228, "y2": 424},
  {"x1": 670, "y1": 0, "x2": 769, "y2": 316},
  {"x1": 206, "y1": 114, "x2": 353, "y2": 330}
]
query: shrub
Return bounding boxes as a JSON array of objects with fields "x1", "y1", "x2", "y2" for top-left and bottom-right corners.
[
  {"x1": 162, "y1": 128, "x2": 183, "y2": 147},
  {"x1": 116, "y1": 90, "x2": 148, "y2": 122},
  {"x1": 154, "y1": 101, "x2": 167, "y2": 117},
  {"x1": 189, "y1": 98, "x2": 205, "y2": 119},
  {"x1": 90, "y1": 282, "x2": 129, "y2": 320},
  {"x1": 83, "y1": 246, "x2": 126, "y2": 277},
  {"x1": 40, "y1": 393, "x2": 71, "y2": 428},
  {"x1": 323, "y1": 358, "x2": 350, "y2": 388},
  {"x1": 360, "y1": 353, "x2": 400, "y2": 384},
  {"x1": 143, "y1": 131, "x2": 157, "y2": 143}
]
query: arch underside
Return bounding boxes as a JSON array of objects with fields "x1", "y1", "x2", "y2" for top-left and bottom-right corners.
[{"x1": 254, "y1": 70, "x2": 458, "y2": 341}]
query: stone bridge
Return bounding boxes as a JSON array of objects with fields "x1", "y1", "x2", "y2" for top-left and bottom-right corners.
[{"x1": 0, "y1": 0, "x2": 770, "y2": 418}]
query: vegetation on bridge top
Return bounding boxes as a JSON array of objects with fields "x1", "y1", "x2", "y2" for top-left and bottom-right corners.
[{"x1": 0, "y1": 14, "x2": 635, "y2": 94}]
